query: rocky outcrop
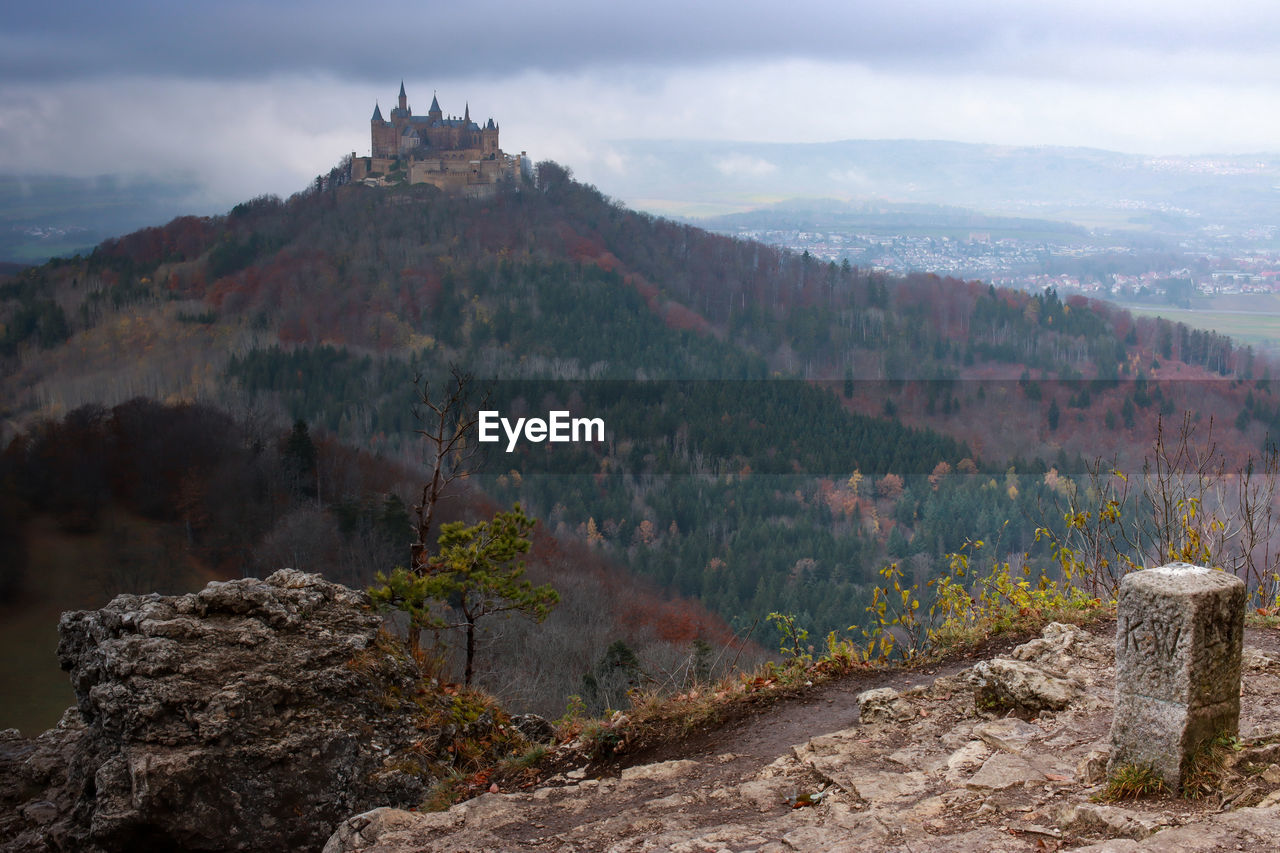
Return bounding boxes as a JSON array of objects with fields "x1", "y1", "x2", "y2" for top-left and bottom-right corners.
[
  {"x1": 322, "y1": 621, "x2": 1280, "y2": 852},
  {"x1": 13, "y1": 583, "x2": 1280, "y2": 852},
  {"x1": 0, "y1": 570, "x2": 491, "y2": 852}
]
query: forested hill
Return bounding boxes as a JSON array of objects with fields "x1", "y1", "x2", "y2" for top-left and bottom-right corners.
[
  {"x1": 5, "y1": 162, "x2": 1261, "y2": 422},
  {"x1": 2, "y1": 161, "x2": 1276, "y2": 647}
]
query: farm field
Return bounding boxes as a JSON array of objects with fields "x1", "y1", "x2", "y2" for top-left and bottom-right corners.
[{"x1": 1121, "y1": 295, "x2": 1280, "y2": 354}]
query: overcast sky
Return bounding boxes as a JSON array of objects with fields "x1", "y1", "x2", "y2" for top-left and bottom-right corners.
[{"x1": 4, "y1": 0, "x2": 1279, "y2": 209}]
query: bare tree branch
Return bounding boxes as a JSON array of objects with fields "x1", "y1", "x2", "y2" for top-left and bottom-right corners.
[
  {"x1": 1047, "y1": 411, "x2": 1280, "y2": 600},
  {"x1": 409, "y1": 365, "x2": 489, "y2": 575}
]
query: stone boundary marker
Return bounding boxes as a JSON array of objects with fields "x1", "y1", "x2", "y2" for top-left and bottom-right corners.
[{"x1": 1109, "y1": 562, "x2": 1246, "y2": 788}]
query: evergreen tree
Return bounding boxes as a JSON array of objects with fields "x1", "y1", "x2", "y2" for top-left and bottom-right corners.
[
  {"x1": 425, "y1": 505, "x2": 559, "y2": 686},
  {"x1": 582, "y1": 639, "x2": 644, "y2": 713},
  {"x1": 369, "y1": 505, "x2": 558, "y2": 685},
  {"x1": 281, "y1": 419, "x2": 317, "y2": 499}
]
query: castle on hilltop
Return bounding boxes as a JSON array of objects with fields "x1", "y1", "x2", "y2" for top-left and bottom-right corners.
[{"x1": 350, "y1": 82, "x2": 528, "y2": 196}]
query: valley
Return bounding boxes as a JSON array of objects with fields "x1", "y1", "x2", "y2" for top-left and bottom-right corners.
[{"x1": 5, "y1": 164, "x2": 1280, "y2": 736}]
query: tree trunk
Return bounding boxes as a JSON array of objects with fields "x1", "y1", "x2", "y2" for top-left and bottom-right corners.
[{"x1": 464, "y1": 619, "x2": 476, "y2": 686}]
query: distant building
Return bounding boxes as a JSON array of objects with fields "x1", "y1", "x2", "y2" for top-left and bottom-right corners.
[{"x1": 350, "y1": 82, "x2": 528, "y2": 197}]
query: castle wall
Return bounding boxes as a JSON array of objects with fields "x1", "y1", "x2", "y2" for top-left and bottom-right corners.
[
  {"x1": 407, "y1": 153, "x2": 519, "y2": 192},
  {"x1": 371, "y1": 121, "x2": 398, "y2": 158}
]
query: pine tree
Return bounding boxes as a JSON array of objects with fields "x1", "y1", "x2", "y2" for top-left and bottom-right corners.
[
  {"x1": 424, "y1": 505, "x2": 559, "y2": 686},
  {"x1": 281, "y1": 419, "x2": 317, "y2": 499}
]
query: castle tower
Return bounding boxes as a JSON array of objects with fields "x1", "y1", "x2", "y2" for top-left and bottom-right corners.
[
  {"x1": 482, "y1": 118, "x2": 499, "y2": 156},
  {"x1": 428, "y1": 93, "x2": 443, "y2": 123},
  {"x1": 398, "y1": 81, "x2": 408, "y2": 113},
  {"x1": 370, "y1": 102, "x2": 396, "y2": 158}
]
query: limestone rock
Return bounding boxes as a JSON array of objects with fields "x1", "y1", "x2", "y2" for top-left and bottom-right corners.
[
  {"x1": 1064, "y1": 803, "x2": 1280, "y2": 851},
  {"x1": 973, "y1": 717, "x2": 1043, "y2": 756},
  {"x1": 944, "y1": 740, "x2": 993, "y2": 785},
  {"x1": 793, "y1": 729, "x2": 929, "y2": 804},
  {"x1": 0, "y1": 570, "x2": 474, "y2": 852},
  {"x1": 735, "y1": 778, "x2": 795, "y2": 812},
  {"x1": 965, "y1": 657, "x2": 1082, "y2": 717},
  {"x1": 965, "y1": 751, "x2": 1045, "y2": 790},
  {"x1": 322, "y1": 808, "x2": 427, "y2": 853},
  {"x1": 857, "y1": 686, "x2": 915, "y2": 723},
  {"x1": 1077, "y1": 747, "x2": 1111, "y2": 785},
  {"x1": 1058, "y1": 802, "x2": 1170, "y2": 840},
  {"x1": 1012, "y1": 621, "x2": 1107, "y2": 667},
  {"x1": 781, "y1": 816, "x2": 890, "y2": 851},
  {"x1": 511, "y1": 713, "x2": 556, "y2": 744},
  {"x1": 619, "y1": 758, "x2": 701, "y2": 783},
  {"x1": 0, "y1": 708, "x2": 90, "y2": 851},
  {"x1": 1243, "y1": 648, "x2": 1278, "y2": 670}
]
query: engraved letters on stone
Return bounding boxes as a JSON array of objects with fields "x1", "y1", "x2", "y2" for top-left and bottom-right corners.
[{"x1": 1108, "y1": 563, "x2": 1246, "y2": 788}]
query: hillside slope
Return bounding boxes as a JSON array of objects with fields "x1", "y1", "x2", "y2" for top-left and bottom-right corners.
[{"x1": 3, "y1": 162, "x2": 1277, "y2": 650}]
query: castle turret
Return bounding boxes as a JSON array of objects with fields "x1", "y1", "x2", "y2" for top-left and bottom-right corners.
[
  {"x1": 370, "y1": 100, "x2": 396, "y2": 158},
  {"x1": 398, "y1": 81, "x2": 408, "y2": 113},
  {"x1": 482, "y1": 117, "x2": 499, "y2": 156},
  {"x1": 428, "y1": 93, "x2": 442, "y2": 122}
]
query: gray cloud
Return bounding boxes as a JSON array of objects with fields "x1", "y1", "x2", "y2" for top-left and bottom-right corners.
[
  {"x1": 6, "y1": 1, "x2": 1279, "y2": 84},
  {"x1": 6, "y1": 0, "x2": 1280, "y2": 214}
]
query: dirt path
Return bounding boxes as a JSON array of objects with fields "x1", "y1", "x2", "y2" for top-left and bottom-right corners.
[
  {"x1": 613, "y1": 621, "x2": 1280, "y2": 779},
  {"x1": 598, "y1": 626, "x2": 1072, "y2": 778}
]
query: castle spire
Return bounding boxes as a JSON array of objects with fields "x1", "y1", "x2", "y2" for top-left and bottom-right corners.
[
  {"x1": 464, "y1": 102, "x2": 470, "y2": 122},
  {"x1": 430, "y1": 92, "x2": 441, "y2": 113},
  {"x1": 371, "y1": 102, "x2": 383, "y2": 122},
  {"x1": 397, "y1": 81, "x2": 407, "y2": 113}
]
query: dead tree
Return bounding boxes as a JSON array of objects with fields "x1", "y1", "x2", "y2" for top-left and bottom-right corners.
[{"x1": 409, "y1": 365, "x2": 487, "y2": 574}]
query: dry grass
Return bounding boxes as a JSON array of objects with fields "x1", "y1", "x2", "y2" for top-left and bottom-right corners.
[
  {"x1": 1181, "y1": 735, "x2": 1243, "y2": 799},
  {"x1": 1096, "y1": 764, "x2": 1167, "y2": 801},
  {"x1": 561, "y1": 652, "x2": 876, "y2": 762}
]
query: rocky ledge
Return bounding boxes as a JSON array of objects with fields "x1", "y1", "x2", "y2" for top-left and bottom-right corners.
[
  {"x1": 0, "y1": 570, "x2": 499, "y2": 852},
  {"x1": 325, "y1": 622, "x2": 1280, "y2": 852},
  {"x1": 10, "y1": 572, "x2": 1280, "y2": 853}
]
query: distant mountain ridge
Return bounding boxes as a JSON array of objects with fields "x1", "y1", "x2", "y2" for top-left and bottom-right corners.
[{"x1": 602, "y1": 139, "x2": 1280, "y2": 236}]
